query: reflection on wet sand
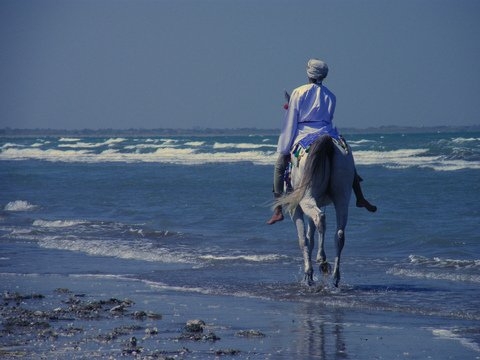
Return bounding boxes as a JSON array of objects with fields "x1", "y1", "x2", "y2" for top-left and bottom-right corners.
[{"x1": 296, "y1": 305, "x2": 347, "y2": 359}]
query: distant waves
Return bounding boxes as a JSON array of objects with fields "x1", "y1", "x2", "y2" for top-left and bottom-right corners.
[{"x1": 1, "y1": 134, "x2": 480, "y2": 170}]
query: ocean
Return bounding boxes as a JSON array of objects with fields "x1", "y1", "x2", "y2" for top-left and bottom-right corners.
[{"x1": 1, "y1": 130, "x2": 479, "y2": 359}]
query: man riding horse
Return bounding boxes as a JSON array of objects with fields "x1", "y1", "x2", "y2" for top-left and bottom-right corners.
[{"x1": 267, "y1": 58, "x2": 376, "y2": 225}]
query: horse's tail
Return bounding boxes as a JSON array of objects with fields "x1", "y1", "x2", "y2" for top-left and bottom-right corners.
[{"x1": 277, "y1": 134, "x2": 333, "y2": 212}]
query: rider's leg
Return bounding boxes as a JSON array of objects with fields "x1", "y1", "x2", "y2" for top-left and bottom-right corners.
[
  {"x1": 353, "y1": 171, "x2": 377, "y2": 212},
  {"x1": 340, "y1": 135, "x2": 377, "y2": 213},
  {"x1": 267, "y1": 154, "x2": 290, "y2": 225}
]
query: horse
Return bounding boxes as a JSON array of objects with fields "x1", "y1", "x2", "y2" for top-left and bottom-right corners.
[{"x1": 277, "y1": 134, "x2": 355, "y2": 287}]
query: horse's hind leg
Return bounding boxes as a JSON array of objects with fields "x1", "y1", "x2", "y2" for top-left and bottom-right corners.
[
  {"x1": 332, "y1": 210, "x2": 348, "y2": 287},
  {"x1": 300, "y1": 196, "x2": 329, "y2": 276},
  {"x1": 293, "y1": 207, "x2": 314, "y2": 285},
  {"x1": 332, "y1": 229, "x2": 345, "y2": 287},
  {"x1": 315, "y1": 212, "x2": 331, "y2": 275},
  {"x1": 305, "y1": 217, "x2": 316, "y2": 284}
]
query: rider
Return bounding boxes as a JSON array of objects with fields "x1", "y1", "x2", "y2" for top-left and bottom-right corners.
[{"x1": 267, "y1": 58, "x2": 377, "y2": 225}]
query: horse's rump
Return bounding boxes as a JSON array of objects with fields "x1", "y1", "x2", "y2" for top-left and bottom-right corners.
[{"x1": 277, "y1": 134, "x2": 334, "y2": 212}]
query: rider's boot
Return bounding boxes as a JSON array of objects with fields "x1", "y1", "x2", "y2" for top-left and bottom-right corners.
[
  {"x1": 353, "y1": 175, "x2": 377, "y2": 213},
  {"x1": 266, "y1": 194, "x2": 284, "y2": 225}
]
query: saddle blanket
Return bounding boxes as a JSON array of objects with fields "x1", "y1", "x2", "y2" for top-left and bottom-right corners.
[
  {"x1": 297, "y1": 130, "x2": 326, "y2": 150},
  {"x1": 290, "y1": 131, "x2": 348, "y2": 168}
]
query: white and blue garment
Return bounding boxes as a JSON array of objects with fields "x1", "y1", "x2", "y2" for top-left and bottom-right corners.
[{"x1": 277, "y1": 83, "x2": 340, "y2": 155}]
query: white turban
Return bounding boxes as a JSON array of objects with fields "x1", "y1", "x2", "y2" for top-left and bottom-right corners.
[{"x1": 306, "y1": 58, "x2": 328, "y2": 80}]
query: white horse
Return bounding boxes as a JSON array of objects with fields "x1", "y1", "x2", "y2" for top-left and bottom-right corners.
[{"x1": 277, "y1": 134, "x2": 355, "y2": 287}]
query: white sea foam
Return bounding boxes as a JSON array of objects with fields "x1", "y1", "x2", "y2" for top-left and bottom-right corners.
[
  {"x1": 69, "y1": 273, "x2": 137, "y2": 281},
  {"x1": 58, "y1": 137, "x2": 126, "y2": 149},
  {"x1": 4, "y1": 200, "x2": 37, "y2": 211},
  {"x1": 58, "y1": 142, "x2": 105, "y2": 149},
  {"x1": 142, "y1": 280, "x2": 214, "y2": 295},
  {"x1": 3, "y1": 144, "x2": 475, "y2": 169},
  {"x1": 431, "y1": 328, "x2": 480, "y2": 352},
  {"x1": 354, "y1": 148, "x2": 432, "y2": 166},
  {"x1": 408, "y1": 255, "x2": 480, "y2": 269},
  {"x1": 59, "y1": 137, "x2": 82, "y2": 142},
  {"x1": 0, "y1": 272, "x2": 41, "y2": 278},
  {"x1": 199, "y1": 254, "x2": 286, "y2": 262},
  {"x1": 451, "y1": 137, "x2": 480, "y2": 143},
  {"x1": 38, "y1": 237, "x2": 196, "y2": 264},
  {"x1": 33, "y1": 219, "x2": 87, "y2": 228},
  {"x1": 0, "y1": 148, "x2": 93, "y2": 162},
  {"x1": 124, "y1": 144, "x2": 171, "y2": 151},
  {"x1": 1, "y1": 138, "x2": 479, "y2": 169},
  {"x1": 22, "y1": 146, "x2": 274, "y2": 165},
  {"x1": 184, "y1": 141, "x2": 205, "y2": 147},
  {"x1": 213, "y1": 142, "x2": 276, "y2": 149},
  {"x1": 354, "y1": 148, "x2": 480, "y2": 170},
  {"x1": 1, "y1": 142, "x2": 24, "y2": 149},
  {"x1": 8, "y1": 228, "x2": 33, "y2": 236},
  {"x1": 387, "y1": 268, "x2": 480, "y2": 283},
  {"x1": 160, "y1": 138, "x2": 179, "y2": 144},
  {"x1": 104, "y1": 137, "x2": 126, "y2": 145},
  {"x1": 388, "y1": 255, "x2": 480, "y2": 283},
  {"x1": 348, "y1": 139, "x2": 377, "y2": 148},
  {"x1": 428, "y1": 160, "x2": 480, "y2": 171}
]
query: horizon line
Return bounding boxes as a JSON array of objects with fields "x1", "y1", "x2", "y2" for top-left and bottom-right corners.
[{"x1": 1, "y1": 124, "x2": 479, "y2": 136}]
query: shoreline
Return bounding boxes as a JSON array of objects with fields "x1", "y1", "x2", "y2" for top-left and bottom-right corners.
[{"x1": 2, "y1": 273, "x2": 479, "y2": 359}]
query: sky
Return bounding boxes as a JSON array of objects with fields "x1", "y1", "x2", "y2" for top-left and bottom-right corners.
[{"x1": 1, "y1": 0, "x2": 479, "y2": 130}]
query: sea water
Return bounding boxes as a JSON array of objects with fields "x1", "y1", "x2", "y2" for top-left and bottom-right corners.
[{"x1": 1, "y1": 131, "x2": 479, "y2": 355}]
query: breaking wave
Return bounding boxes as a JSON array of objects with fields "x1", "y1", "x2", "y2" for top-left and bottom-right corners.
[
  {"x1": 38, "y1": 236, "x2": 196, "y2": 265},
  {"x1": 387, "y1": 255, "x2": 480, "y2": 283},
  {"x1": 33, "y1": 219, "x2": 87, "y2": 228},
  {"x1": 199, "y1": 254, "x2": 287, "y2": 262},
  {"x1": 431, "y1": 328, "x2": 480, "y2": 352},
  {"x1": 3, "y1": 216, "x2": 286, "y2": 268},
  {"x1": 4, "y1": 200, "x2": 38, "y2": 212},
  {"x1": 407, "y1": 255, "x2": 480, "y2": 269},
  {"x1": 1, "y1": 134, "x2": 479, "y2": 170}
]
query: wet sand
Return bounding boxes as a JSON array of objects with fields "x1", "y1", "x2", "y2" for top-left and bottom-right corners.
[{"x1": 1, "y1": 274, "x2": 478, "y2": 359}]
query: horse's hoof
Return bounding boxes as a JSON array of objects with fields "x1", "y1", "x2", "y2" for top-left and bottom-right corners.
[
  {"x1": 303, "y1": 270, "x2": 314, "y2": 286},
  {"x1": 304, "y1": 278, "x2": 314, "y2": 287},
  {"x1": 320, "y1": 262, "x2": 331, "y2": 275}
]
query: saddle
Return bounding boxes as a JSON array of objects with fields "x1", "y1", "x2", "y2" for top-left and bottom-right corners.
[{"x1": 290, "y1": 131, "x2": 348, "y2": 167}]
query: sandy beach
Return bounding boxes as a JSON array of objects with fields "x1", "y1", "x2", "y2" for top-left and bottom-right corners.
[{"x1": 2, "y1": 273, "x2": 478, "y2": 360}]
